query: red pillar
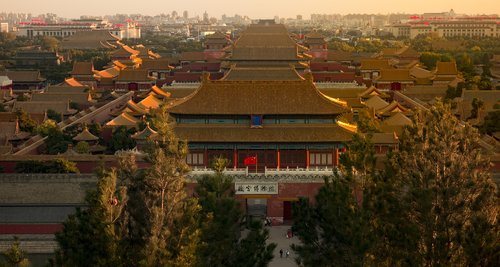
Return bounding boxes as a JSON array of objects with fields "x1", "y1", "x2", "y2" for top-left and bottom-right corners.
[
  {"x1": 306, "y1": 149, "x2": 310, "y2": 169},
  {"x1": 276, "y1": 149, "x2": 280, "y2": 169},
  {"x1": 233, "y1": 149, "x2": 237, "y2": 168}
]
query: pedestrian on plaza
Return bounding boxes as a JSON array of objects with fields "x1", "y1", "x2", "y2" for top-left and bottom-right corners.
[
  {"x1": 286, "y1": 250, "x2": 290, "y2": 258},
  {"x1": 279, "y1": 249, "x2": 283, "y2": 258}
]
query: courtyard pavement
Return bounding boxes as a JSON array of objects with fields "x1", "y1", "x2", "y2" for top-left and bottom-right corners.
[{"x1": 266, "y1": 225, "x2": 300, "y2": 267}]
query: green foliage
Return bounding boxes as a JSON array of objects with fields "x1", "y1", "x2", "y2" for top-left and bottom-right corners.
[
  {"x1": 328, "y1": 40, "x2": 355, "y2": 52},
  {"x1": 339, "y1": 133, "x2": 377, "y2": 180},
  {"x1": 292, "y1": 177, "x2": 368, "y2": 267},
  {"x1": 0, "y1": 32, "x2": 39, "y2": 59},
  {"x1": 35, "y1": 119, "x2": 58, "y2": 137},
  {"x1": 46, "y1": 109, "x2": 62, "y2": 123},
  {"x1": 328, "y1": 38, "x2": 403, "y2": 54},
  {"x1": 68, "y1": 49, "x2": 112, "y2": 70},
  {"x1": 385, "y1": 100, "x2": 499, "y2": 266},
  {"x1": 479, "y1": 110, "x2": 500, "y2": 134},
  {"x1": 356, "y1": 109, "x2": 381, "y2": 134},
  {"x1": 69, "y1": 102, "x2": 80, "y2": 110},
  {"x1": 210, "y1": 155, "x2": 231, "y2": 174},
  {"x1": 293, "y1": 100, "x2": 499, "y2": 266},
  {"x1": 42, "y1": 36, "x2": 59, "y2": 51},
  {"x1": 15, "y1": 159, "x2": 79, "y2": 173},
  {"x1": 455, "y1": 52, "x2": 474, "y2": 73},
  {"x1": 0, "y1": 237, "x2": 30, "y2": 267},
  {"x1": 469, "y1": 97, "x2": 485, "y2": 119},
  {"x1": 195, "y1": 174, "x2": 275, "y2": 267},
  {"x1": 15, "y1": 94, "x2": 28, "y2": 102},
  {"x1": 0, "y1": 104, "x2": 5, "y2": 112},
  {"x1": 75, "y1": 141, "x2": 90, "y2": 154},
  {"x1": 233, "y1": 221, "x2": 276, "y2": 267},
  {"x1": 41, "y1": 62, "x2": 73, "y2": 84},
  {"x1": 410, "y1": 34, "x2": 433, "y2": 51},
  {"x1": 107, "y1": 126, "x2": 136, "y2": 152},
  {"x1": 14, "y1": 109, "x2": 37, "y2": 133},
  {"x1": 44, "y1": 125, "x2": 72, "y2": 154},
  {"x1": 54, "y1": 170, "x2": 124, "y2": 267},
  {"x1": 420, "y1": 52, "x2": 452, "y2": 70},
  {"x1": 55, "y1": 104, "x2": 200, "y2": 266},
  {"x1": 445, "y1": 85, "x2": 463, "y2": 100}
]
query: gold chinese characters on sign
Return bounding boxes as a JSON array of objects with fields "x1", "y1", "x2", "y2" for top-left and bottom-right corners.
[{"x1": 235, "y1": 182, "x2": 278, "y2": 195}]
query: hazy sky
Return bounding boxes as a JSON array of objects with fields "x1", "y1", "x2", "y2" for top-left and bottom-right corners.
[{"x1": 3, "y1": 0, "x2": 500, "y2": 19}]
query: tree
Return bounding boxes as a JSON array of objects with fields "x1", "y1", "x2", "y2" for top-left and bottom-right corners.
[
  {"x1": 75, "y1": 141, "x2": 90, "y2": 154},
  {"x1": 292, "y1": 177, "x2": 369, "y2": 267},
  {"x1": 232, "y1": 221, "x2": 276, "y2": 267},
  {"x1": 479, "y1": 110, "x2": 500, "y2": 134},
  {"x1": 107, "y1": 126, "x2": 136, "y2": 152},
  {"x1": 356, "y1": 109, "x2": 381, "y2": 134},
  {"x1": 42, "y1": 36, "x2": 59, "y2": 51},
  {"x1": 292, "y1": 133, "x2": 375, "y2": 267},
  {"x1": 46, "y1": 109, "x2": 62, "y2": 122},
  {"x1": 15, "y1": 94, "x2": 28, "y2": 102},
  {"x1": 14, "y1": 109, "x2": 36, "y2": 133},
  {"x1": 194, "y1": 153, "x2": 276, "y2": 267},
  {"x1": 445, "y1": 85, "x2": 462, "y2": 100},
  {"x1": 15, "y1": 159, "x2": 79, "y2": 173},
  {"x1": 469, "y1": 97, "x2": 484, "y2": 120},
  {"x1": 54, "y1": 170, "x2": 124, "y2": 267},
  {"x1": 44, "y1": 125, "x2": 71, "y2": 154},
  {"x1": 133, "y1": 103, "x2": 200, "y2": 266},
  {"x1": 102, "y1": 105, "x2": 200, "y2": 266},
  {"x1": 35, "y1": 119, "x2": 58, "y2": 137},
  {"x1": 420, "y1": 52, "x2": 442, "y2": 70},
  {"x1": 0, "y1": 237, "x2": 30, "y2": 267},
  {"x1": 386, "y1": 100, "x2": 499, "y2": 266}
]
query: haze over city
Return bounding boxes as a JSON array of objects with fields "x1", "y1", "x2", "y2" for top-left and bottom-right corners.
[{"x1": 3, "y1": 0, "x2": 500, "y2": 18}]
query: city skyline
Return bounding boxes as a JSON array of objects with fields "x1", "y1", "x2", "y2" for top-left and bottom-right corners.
[{"x1": 3, "y1": 0, "x2": 500, "y2": 19}]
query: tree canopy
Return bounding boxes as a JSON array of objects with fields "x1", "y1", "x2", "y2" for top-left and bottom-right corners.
[{"x1": 292, "y1": 100, "x2": 499, "y2": 266}]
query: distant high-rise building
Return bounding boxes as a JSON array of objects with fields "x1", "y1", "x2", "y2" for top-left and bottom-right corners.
[
  {"x1": 171, "y1": 11, "x2": 178, "y2": 19},
  {"x1": 183, "y1": 10, "x2": 188, "y2": 20},
  {"x1": 203, "y1": 11, "x2": 209, "y2": 23},
  {"x1": 296, "y1": 15, "x2": 303, "y2": 20},
  {"x1": 0, "y1": 22, "x2": 8, "y2": 33}
]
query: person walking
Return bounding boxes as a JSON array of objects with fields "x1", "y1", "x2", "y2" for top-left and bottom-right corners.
[
  {"x1": 279, "y1": 249, "x2": 283, "y2": 258},
  {"x1": 286, "y1": 250, "x2": 290, "y2": 258}
]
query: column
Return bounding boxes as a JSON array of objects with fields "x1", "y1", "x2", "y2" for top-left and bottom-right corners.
[
  {"x1": 233, "y1": 149, "x2": 237, "y2": 169},
  {"x1": 276, "y1": 149, "x2": 280, "y2": 170},
  {"x1": 334, "y1": 148, "x2": 339, "y2": 167},
  {"x1": 306, "y1": 149, "x2": 310, "y2": 169}
]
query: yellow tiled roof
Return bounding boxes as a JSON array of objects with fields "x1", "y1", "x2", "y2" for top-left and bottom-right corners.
[{"x1": 105, "y1": 112, "x2": 140, "y2": 127}]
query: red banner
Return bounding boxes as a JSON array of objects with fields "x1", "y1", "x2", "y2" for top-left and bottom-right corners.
[{"x1": 244, "y1": 156, "x2": 257, "y2": 166}]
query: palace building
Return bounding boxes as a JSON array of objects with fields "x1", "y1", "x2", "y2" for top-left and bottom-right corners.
[{"x1": 162, "y1": 22, "x2": 357, "y2": 222}]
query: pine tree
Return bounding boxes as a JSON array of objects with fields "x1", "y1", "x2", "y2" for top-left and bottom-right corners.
[
  {"x1": 234, "y1": 221, "x2": 276, "y2": 267},
  {"x1": 107, "y1": 104, "x2": 200, "y2": 266},
  {"x1": 54, "y1": 170, "x2": 124, "y2": 267},
  {"x1": 195, "y1": 172, "x2": 276, "y2": 267},
  {"x1": 387, "y1": 100, "x2": 499, "y2": 266},
  {"x1": 195, "y1": 174, "x2": 241, "y2": 267},
  {"x1": 55, "y1": 104, "x2": 201, "y2": 266},
  {"x1": 1, "y1": 237, "x2": 30, "y2": 267},
  {"x1": 291, "y1": 177, "x2": 369, "y2": 267}
]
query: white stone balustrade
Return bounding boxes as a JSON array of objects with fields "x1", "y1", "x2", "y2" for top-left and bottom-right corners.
[{"x1": 190, "y1": 166, "x2": 336, "y2": 177}]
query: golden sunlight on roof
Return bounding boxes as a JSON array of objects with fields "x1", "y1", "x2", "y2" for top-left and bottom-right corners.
[{"x1": 337, "y1": 120, "x2": 358, "y2": 133}]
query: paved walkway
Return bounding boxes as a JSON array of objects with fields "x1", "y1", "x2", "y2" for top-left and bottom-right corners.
[{"x1": 266, "y1": 225, "x2": 300, "y2": 267}]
